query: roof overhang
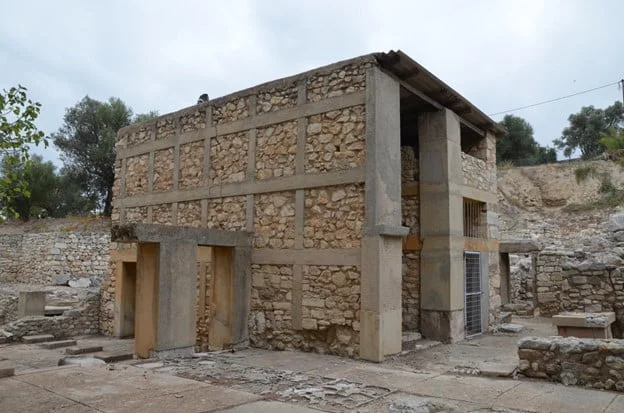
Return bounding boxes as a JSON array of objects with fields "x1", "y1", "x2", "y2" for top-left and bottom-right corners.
[{"x1": 375, "y1": 50, "x2": 506, "y2": 137}]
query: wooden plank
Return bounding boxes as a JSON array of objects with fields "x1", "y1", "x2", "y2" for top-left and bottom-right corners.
[
  {"x1": 402, "y1": 235, "x2": 421, "y2": 251},
  {"x1": 401, "y1": 182, "x2": 419, "y2": 197}
]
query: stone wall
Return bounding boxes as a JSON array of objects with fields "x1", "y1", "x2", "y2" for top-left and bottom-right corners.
[
  {"x1": 518, "y1": 336, "x2": 624, "y2": 391},
  {"x1": 401, "y1": 146, "x2": 420, "y2": 332},
  {"x1": 0, "y1": 232, "x2": 110, "y2": 285},
  {"x1": 110, "y1": 57, "x2": 374, "y2": 357},
  {"x1": 2, "y1": 291, "x2": 100, "y2": 340}
]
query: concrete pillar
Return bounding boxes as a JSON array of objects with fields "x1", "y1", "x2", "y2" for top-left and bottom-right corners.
[
  {"x1": 418, "y1": 109, "x2": 465, "y2": 342},
  {"x1": 135, "y1": 243, "x2": 159, "y2": 358},
  {"x1": 360, "y1": 67, "x2": 408, "y2": 362},
  {"x1": 17, "y1": 291, "x2": 46, "y2": 317},
  {"x1": 208, "y1": 246, "x2": 251, "y2": 350},
  {"x1": 153, "y1": 240, "x2": 198, "y2": 357}
]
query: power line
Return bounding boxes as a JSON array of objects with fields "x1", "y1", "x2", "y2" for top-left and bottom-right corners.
[{"x1": 488, "y1": 80, "x2": 621, "y2": 117}]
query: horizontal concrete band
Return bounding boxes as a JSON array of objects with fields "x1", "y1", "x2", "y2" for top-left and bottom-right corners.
[
  {"x1": 460, "y1": 185, "x2": 497, "y2": 204},
  {"x1": 251, "y1": 248, "x2": 361, "y2": 266},
  {"x1": 111, "y1": 223, "x2": 252, "y2": 247},
  {"x1": 118, "y1": 91, "x2": 366, "y2": 159},
  {"x1": 110, "y1": 245, "x2": 213, "y2": 262},
  {"x1": 116, "y1": 167, "x2": 365, "y2": 208}
]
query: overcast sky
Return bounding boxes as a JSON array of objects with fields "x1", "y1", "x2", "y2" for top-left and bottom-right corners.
[{"x1": 2, "y1": 0, "x2": 623, "y2": 165}]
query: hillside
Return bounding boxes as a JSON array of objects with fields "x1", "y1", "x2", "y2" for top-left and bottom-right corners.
[{"x1": 498, "y1": 160, "x2": 624, "y2": 249}]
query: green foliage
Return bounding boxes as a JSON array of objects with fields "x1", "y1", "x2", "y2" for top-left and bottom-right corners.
[
  {"x1": 574, "y1": 165, "x2": 598, "y2": 183},
  {"x1": 0, "y1": 155, "x2": 96, "y2": 221},
  {"x1": 53, "y1": 96, "x2": 157, "y2": 216},
  {"x1": 497, "y1": 160, "x2": 515, "y2": 170},
  {"x1": 554, "y1": 101, "x2": 624, "y2": 159},
  {"x1": 496, "y1": 115, "x2": 557, "y2": 166},
  {"x1": 0, "y1": 85, "x2": 47, "y2": 217}
]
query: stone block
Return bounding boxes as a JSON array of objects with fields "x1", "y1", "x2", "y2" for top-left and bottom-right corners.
[
  {"x1": 69, "y1": 278, "x2": 91, "y2": 288},
  {"x1": 39, "y1": 340, "x2": 77, "y2": 349},
  {"x1": 53, "y1": 275, "x2": 70, "y2": 286},
  {"x1": 94, "y1": 351, "x2": 134, "y2": 363},
  {"x1": 65, "y1": 345, "x2": 104, "y2": 355},
  {"x1": 22, "y1": 334, "x2": 54, "y2": 344},
  {"x1": 17, "y1": 291, "x2": 46, "y2": 317},
  {"x1": 499, "y1": 323, "x2": 524, "y2": 333},
  {"x1": 0, "y1": 362, "x2": 15, "y2": 378}
]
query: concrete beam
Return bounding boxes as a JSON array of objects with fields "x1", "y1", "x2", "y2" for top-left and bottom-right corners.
[
  {"x1": 251, "y1": 248, "x2": 361, "y2": 266},
  {"x1": 115, "y1": 167, "x2": 365, "y2": 209},
  {"x1": 111, "y1": 223, "x2": 251, "y2": 247},
  {"x1": 499, "y1": 240, "x2": 541, "y2": 254},
  {"x1": 117, "y1": 91, "x2": 365, "y2": 159}
]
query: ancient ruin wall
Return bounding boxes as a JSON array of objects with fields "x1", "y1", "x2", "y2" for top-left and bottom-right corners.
[
  {"x1": 518, "y1": 336, "x2": 624, "y2": 391},
  {"x1": 401, "y1": 146, "x2": 420, "y2": 332},
  {"x1": 107, "y1": 58, "x2": 373, "y2": 356},
  {"x1": 0, "y1": 232, "x2": 110, "y2": 285}
]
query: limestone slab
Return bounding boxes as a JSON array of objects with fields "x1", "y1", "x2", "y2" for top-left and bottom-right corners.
[
  {"x1": 22, "y1": 334, "x2": 55, "y2": 344},
  {"x1": 606, "y1": 395, "x2": 624, "y2": 413},
  {"x1": 408, "y1": 374, "x2": 520, "y2": 404},
  {"x1": 498, "y1": 323, "x2": 524, "y2": 333},
  {"x1": 94, "y1": 351, "x2": 134, "y2": 363},
  {"x1": 88, "y1": 385, "x2": 260, "y2": 413},
  {"x1": 495, "y1": 381, "x2": 617, "y2": 413},
  {"x1": 65, "y1": 345, "x2": 104, "y2": 355},
  {"x1": 39, "y1": 339, "x2": 77, "y2": 349},
  {"x1": 475, "y1": 362, "x2": 517, "y2": 377},
  {"x1": 216, "y1": 400, "x2": 319, "y2": 413}
]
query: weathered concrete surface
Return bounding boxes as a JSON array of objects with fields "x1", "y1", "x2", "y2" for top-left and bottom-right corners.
[{"x1": 65, "y1": 345, "x2": 104, "y2": 355}]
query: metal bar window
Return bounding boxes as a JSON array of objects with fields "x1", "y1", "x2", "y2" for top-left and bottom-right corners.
[
  {"x1": 463, "y1": 198, "x2": 486, "y2": 238},
  {"x1": 464, "y1": 251, "x2": 482, "y2": 336}
]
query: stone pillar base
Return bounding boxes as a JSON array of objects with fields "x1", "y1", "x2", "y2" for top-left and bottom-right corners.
[{"x1": 420, "y1": 309, "x2": 465, "y2": 343}]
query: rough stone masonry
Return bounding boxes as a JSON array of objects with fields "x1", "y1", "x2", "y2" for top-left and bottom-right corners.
[{"x1": 103, "y1": 50, "x2": 504, "y2": 361}]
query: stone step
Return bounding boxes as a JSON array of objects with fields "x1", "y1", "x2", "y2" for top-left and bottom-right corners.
[
  {"x1": 44, "y1": 306, "x2": 73, "y2": 316},
  {"x1": 0, "y1": 361, "x2": 15, "y2": 378},
  {"x1": 65, "y1": 345, "x2": 104, "y2": 355},
  {"x1": 39, "y1": 340, "x2": 77, "y2": 349},
  {"x1": 499, "y1": 311, "x2": 513, "y2": 324},
  {"x1": 94, "y1": 351, "x2": 133, "y2": 363},
  {"x1": 22, "y1": 334, "x2": 55, "y2": 344}
]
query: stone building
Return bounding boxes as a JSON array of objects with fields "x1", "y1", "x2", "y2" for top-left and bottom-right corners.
[{"x1": 101, "y1": 50, "x2": 503, "y2": 362}]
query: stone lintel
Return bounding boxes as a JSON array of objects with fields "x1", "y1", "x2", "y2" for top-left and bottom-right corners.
[
  {"x1": 499, "y1": 239, "x2": 541, "y2": 254},
  {"x1": 111, "y1": 223, "x2": 251, "y2": 247},
  {"x1": 366, "y1": 224, "x2": 409, "y2": 238}
]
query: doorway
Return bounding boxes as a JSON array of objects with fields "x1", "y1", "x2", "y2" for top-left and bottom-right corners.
[{"x1": 120, "y1": 262, "x2": 137, "y2": 338}]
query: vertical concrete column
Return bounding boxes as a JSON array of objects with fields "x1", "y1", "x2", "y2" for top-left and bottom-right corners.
[
  {"x1": 360, "y1": 67, "x2": 408, "y2": 362},
  {"x1": 135, "y1": 243, "x2": 159, "y2": 358},
  {"x1": 418, "y1": 109, "x2": 465, "y2": 342},
  {"x1": 153, "y1": 240, "x2": 197, "y2": 357}
]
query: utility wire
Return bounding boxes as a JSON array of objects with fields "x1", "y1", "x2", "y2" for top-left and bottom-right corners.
[{"x1": 488, "y1": 80, "x2": 621, "y2": 117}]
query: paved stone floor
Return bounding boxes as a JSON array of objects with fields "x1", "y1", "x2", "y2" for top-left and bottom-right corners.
[{"x1": 0, "y1": 318, "x2": 622, "y2": 412}]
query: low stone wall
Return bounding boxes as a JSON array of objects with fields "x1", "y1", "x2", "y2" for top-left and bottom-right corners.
[
  {"x1": 0, "y1": 232, "x2": 110, "y2": 285},
  {"x1": 0, "y1": 291, "x2": 18, "y2": 325},
  {"x1": 518, "y1": 336, "x2": 624, "y2": 391},
  {"x1": 2, "y1": 291, "x2": 100, "y2": 340}
]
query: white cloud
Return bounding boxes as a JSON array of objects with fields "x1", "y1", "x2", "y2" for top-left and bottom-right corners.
[{"x1": 1, "y1": 0, "x2": 623, "y2": 161}]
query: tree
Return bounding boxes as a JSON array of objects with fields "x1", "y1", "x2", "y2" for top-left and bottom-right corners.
[
  {"x1": 0, "y1": 85, "x2": 46, "y2": 217},
  {"x1": 497, "y1": 114, "x2": 557, "y2": 166},
  {"x1": 53, "y1": 96, "x2": 156, "y2": 216},
  {"x1": 554, "y1": 101, "x2": 624, "y2": 159},
  {"x1": 0, "y1": 155, "x2": 95, "y2": 221}
]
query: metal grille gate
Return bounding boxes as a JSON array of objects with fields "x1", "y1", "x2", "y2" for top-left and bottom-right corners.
[{"x1": 464, "y1": 251, "x2": 482, "y2": 336}]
